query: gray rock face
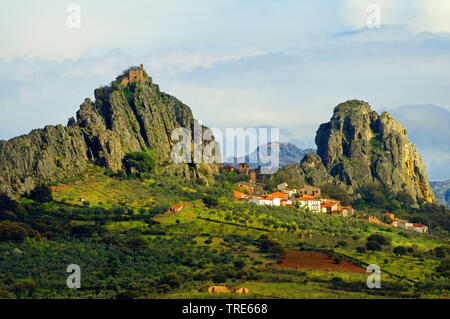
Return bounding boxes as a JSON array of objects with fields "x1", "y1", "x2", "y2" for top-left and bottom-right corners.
[
  {"x1": 315, "y1": 100, "x2": 434, "y2": 203},
  {"x1": 0, "y1": 69, "x2": 220, "y2": 197}
]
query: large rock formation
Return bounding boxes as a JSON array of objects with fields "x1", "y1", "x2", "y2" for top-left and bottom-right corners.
[
  {"x1": 315, "y1": 100, "x2": 434, "y2": 203},
  {"x1": 0, "y1": 67, "x2": 220, "y2": 197}
]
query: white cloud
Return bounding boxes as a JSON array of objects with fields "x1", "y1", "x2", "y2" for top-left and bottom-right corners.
[
  {"x1": 338, "y1": 0, "x2": 450, "y2": 33},
  {"x1": 143, "y1": 48, "x2": 266, "y2": 74}
]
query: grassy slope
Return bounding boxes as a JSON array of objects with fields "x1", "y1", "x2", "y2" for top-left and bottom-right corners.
[{"x1": 47, "y1": 166, "x2": 449, "y2": 299}]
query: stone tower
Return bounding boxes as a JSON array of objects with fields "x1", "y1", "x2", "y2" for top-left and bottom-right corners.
[{"x1": 121, "y1": 64, "x2": 144, "y2": 86}]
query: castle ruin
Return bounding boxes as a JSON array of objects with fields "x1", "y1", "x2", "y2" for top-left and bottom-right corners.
[{"x1": 121, "y1": 64, "x2": 144, "y2": 86}]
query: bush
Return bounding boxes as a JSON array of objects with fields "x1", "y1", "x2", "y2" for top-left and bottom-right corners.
[
  {"x1": 356, "y1": 246, "x2": 366, "y2": 253},
  {"x1": 212, "y1": 273, "x2": 227, "y2": 284},
  {"x1": 435, "y1": 259, "x2": 450, "y2": 278},
  {"x1": 202, "y1": 195, "x2": 218, "y2": 208},
  {"x1": 12, "y1": 279, "x2": 36, "y2": 298},
  {"x1": 336, "y1": 241, "x2": 347, "y2": 248},
  {"x1": 366, "y1": 241, "x2": 382, "y2": 251},
  {"x1": 123, "y1": 150, "x2": 155, "y2": 178},
  {"x1": 367, "y1": 234, "x2": 390, "y2": 246},
  {"x1": 393, "y1": 246, "x2": 408, "y2": 256},
  {"x1": 28, "y1": 184, "x2": 53, "y2": 203},
  {"x1": 396, "y1": 191, "x2": 415, "y2": 206},
  {"x1": 159, "y1": 273, "x2": 183, "y2": 289},
  {"x1": 125, "y1": 236, "x2": 148, "y2": 249},
  {"x1": 255, "y1": 235, "x2": 285, "y2": 256},
  {"x1": 234, "y1": 260, "x2": 246, "y2": 269},
  {"x1": 358, "y1": 183, "x2": 388, "y2": 208},
  {"x1": 0, "y1": 221, "x2": 40, "y2": 242}
]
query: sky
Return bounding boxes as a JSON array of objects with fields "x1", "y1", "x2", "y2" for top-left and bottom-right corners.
[{"x1": 0, "y1": 0, "x2": 449, "y2": 180}]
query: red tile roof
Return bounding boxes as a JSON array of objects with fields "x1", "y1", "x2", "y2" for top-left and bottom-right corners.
[
  {"x1": 301, "y1": 194, "x2": 318, "y2": 200},
  {"x1": 269, "y1": 192, "x2": 288, "y2": 199},
  {"x1": 233, "y1": 190, "x2": 248, "y2": 199}
]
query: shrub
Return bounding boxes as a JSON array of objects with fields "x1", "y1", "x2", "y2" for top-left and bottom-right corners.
[
  {"x1": 12, "y1": 279, "x2": 36, "y2": 298},
  {"x1": 394, "y1": 246, "x2": 408, "y2": 256},
  {"x1": 28, "y1": 184, "x2": 53, "y2": 203},
  {"x1": 367, "y1": 234, "x2": 390, "y2": 246},
  {"x1": 159, "y1": 273, "x2": 183, "y2": 289},
  {"x1": 396, "y1": 191, "x2": 415, "y2": 206},
  {"x1": 123, "y1": 150, "x2": 155, "y2": 178},
  {"x1": 366, "y1": 241, "x2": 382, "y2": 251},
  {"x1": 356, "y1": 246, "x2": 366, "y2": 253},
  {"x1": 202, "y1": 195, "x2": 218, "y2": 208},
  {"x1": 0, "y1": 221, "x2": 40, "y2": 242},
  {"x1": 125, "y1": 236, "x2": 148, "y2": 249},
  {"x1": 336, "y1": 241, "x2": 347, "y2": 248},
  {"x1": 435, "y1": 259, "x2": 450, "y2": 278},
  {"x1": 255, "y1": 235, "x2": 285, "y2": 256},
  {"x1": 234, "y1": 260, "x2": 246, "y2": 269},
  {"x1": 212, "y1": 273, "x2": 227, "y2": 284}
]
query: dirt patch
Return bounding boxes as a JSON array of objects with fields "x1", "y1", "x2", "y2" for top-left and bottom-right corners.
[
  {"x1": 51, "y1": 184, "x2": 70, "y2": 192},
  {"x1": 270, "y1": 250, "x2": 366, "y2": 273}
]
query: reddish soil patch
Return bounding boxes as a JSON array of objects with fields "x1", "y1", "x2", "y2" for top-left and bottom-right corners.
[
  {"x1": 51, "y1": 184, "x2": 69, "y2": 192},
  {"x1": 271, "y1": 250, "x2": 366, "y2": 273}
]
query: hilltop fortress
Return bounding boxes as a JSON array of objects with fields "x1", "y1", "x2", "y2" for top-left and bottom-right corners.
[{"x1": 121, "y1": 64, "x2": 144, "y2": 86}]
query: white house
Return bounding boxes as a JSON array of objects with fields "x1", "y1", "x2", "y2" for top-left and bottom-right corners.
[
  {"x1": 249, "y1": 192, "x2": 290, "y2": 207},
  {"x1": 249, "y1": 197, "x2": 273, "y2": 206},
  {"x1": 320, "y1": 199, "x2": 340, "y2": 213},
  {"x1": 397, "y1": 219, "x2": 414, "y2": 230},
  {"x1": 413, "y1": 224, "x2": 428, "y2": 234},
  {"x1": 249, "y1": 196, "x2": 282, "y2": 206},
  {"x1": 295, "y1": 195, "x2": 321, "y2": 212}
]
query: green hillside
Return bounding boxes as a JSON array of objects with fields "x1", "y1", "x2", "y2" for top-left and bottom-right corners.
[{"x1": 0, "y1": 165, "x2": 448, "y2": 299}]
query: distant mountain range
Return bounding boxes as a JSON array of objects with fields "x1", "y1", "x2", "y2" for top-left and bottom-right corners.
[
  {"x1": 430, "y1": 180, "x2": 450, "y2": 208},
  {"x1": 224, "y1": 142, "x2": 315, "y2": 169}
]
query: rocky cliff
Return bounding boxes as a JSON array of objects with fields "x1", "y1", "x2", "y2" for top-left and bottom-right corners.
[
  {"x1": 315, "y1": 100, "x2": 434, "y2": 203},
  {"x1": 0, "y1": 67, "x2": 220, "y2": 197}
]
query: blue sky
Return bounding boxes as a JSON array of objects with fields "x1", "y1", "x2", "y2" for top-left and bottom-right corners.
[{"x1": 0, "y1": 0, "x2": 449, "y2": 180}]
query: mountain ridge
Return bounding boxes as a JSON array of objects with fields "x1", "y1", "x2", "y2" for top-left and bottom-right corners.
[
  {"x1": 0, "y1": 66, "x2": 220, "y2": 197},
  {"x1": 430, "y1": 180, "x2": 450, "y2": 208},
  {"x1": 224, "y1": 142, "x2": 315, "y2": 169}
]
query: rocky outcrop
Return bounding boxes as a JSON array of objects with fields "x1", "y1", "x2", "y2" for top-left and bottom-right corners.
[
  {"x1": 0, "y1": 67, "x2": 220, "y2": 197},
  {"x1": 315, "y1": 100, "x2": 434, "y2": 203}
]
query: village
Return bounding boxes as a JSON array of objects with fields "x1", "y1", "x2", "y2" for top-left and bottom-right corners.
[{"x1": 224, "y1": 163, "x2": 429, "y2": 234}]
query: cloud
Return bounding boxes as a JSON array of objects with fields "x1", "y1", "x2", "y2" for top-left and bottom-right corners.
[
  {"x1": 387, "y1": 104, "x2": 450, "y2": 181},
  {"x1": 1, "y1": 1, "x2": 450, "y2": 180},
  {"x1": 338, "y1": 0, "x2": 450, "y2": 33},
  {"x1": 142, "y1": 48, "x2": 266, "y2": 74},
  {"x1": 0, "y1": 0, "x2": 341, "y2": 61}
]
